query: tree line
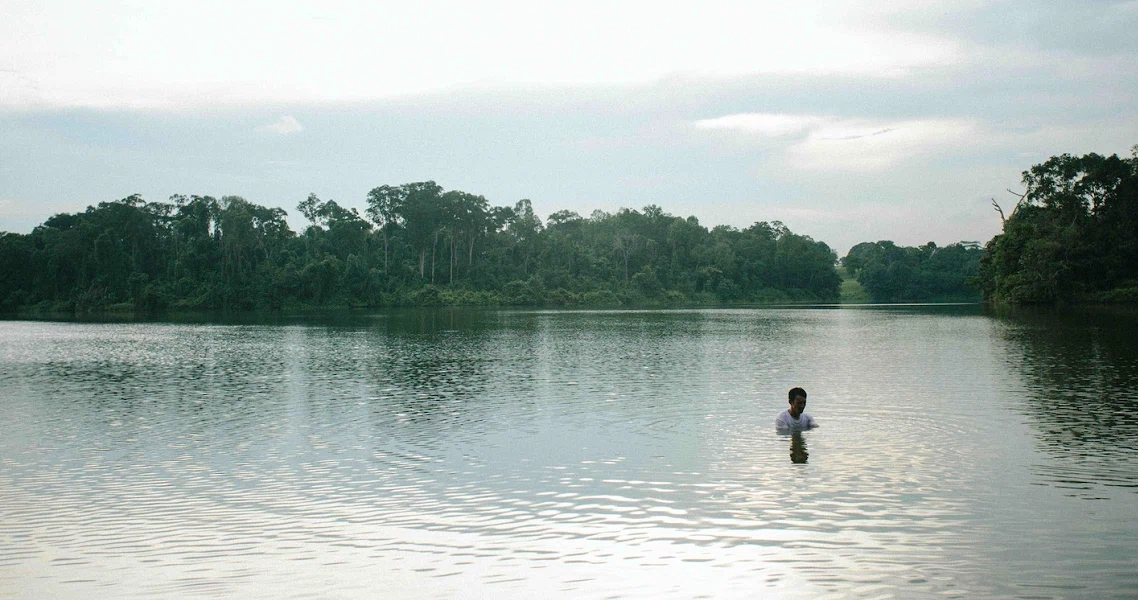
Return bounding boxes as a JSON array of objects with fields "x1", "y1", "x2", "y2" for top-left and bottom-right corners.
[
  {"x1": 977, "y1": 148, "x2": 1138, "y2": 304},
  {"x1": 2, "y1": 147, "x2": 1130, "y2": 312},
  {"x1": 841, "y1": 240, "x2": 984, "y2": 303},
  {"x1": 0, "y1": 185, "x2": 844, "y2": 312},
  {"x1": 837, "y1": 146, "x2": 1138, "y2": 305}
]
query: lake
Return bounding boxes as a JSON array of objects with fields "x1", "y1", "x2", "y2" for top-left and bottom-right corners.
[{"x1": 2, "y1": 306, "x2": 1137, "y2": 599}]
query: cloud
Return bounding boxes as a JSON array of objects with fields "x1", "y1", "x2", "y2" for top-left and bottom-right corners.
[
  {"x1": 0, "y1": 2, "x2": 967, "y2": 109},
  {"x1": 262, "y1": 115, "x2": 304, "y2": 135},
  {"x1": 0, "y1": 69, "x2": 41, "y2": 107},
  {"x1": 693, "y1": 113, "x2": 825, "y2": 137},
  {"x1": 695, "y1": 112, "x2": 979, "y2": 171},
  {"x1": 786, "y1": 118, "x2": 978, "y2": 171}
]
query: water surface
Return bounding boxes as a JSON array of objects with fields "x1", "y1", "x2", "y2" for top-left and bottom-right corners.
[{"x1": 2, "y1": 306, "x2": 1137, "y2": 598}]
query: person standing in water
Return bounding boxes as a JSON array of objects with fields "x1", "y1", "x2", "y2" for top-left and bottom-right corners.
[{"x1": 776, "y1": 387, "x2": 818, "y2": 432}]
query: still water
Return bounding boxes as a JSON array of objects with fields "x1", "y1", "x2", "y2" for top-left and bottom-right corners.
[{"x1": 2, "y1": 306, "x2": 1137, "y2": 599}]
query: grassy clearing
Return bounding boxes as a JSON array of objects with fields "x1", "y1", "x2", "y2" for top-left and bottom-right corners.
[{"x1": 839, "y1": 271, "x2": 871, "y2": 304}]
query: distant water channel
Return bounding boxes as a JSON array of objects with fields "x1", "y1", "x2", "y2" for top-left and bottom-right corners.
[{"x1": 2, "y1": 306, "x2": 1138, "y2": 599}]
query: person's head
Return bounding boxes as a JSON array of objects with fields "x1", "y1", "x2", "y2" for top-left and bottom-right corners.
[{"x1": 788, "y1": 387, "x2": 807, "y2": 418}]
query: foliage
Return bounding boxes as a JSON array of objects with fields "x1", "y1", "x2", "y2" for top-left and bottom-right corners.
[
  {"x1": 841, "y1": 240, "x2": 983, "y2": 303},
  {"x1": 0, "y1": 185, "x2": 844, "y2": 313},
  {"x1": 978, "y1": 149, "x2": 1138, "y2": 304}
]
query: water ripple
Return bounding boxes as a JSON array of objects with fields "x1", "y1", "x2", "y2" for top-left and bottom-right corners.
[{"x1": 2, "y1": 309, "x2": 1138, "y2": 598}]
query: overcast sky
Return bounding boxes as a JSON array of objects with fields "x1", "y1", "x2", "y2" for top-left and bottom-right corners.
[{"x1": 2, "y1": 0, "x2": 1136, "y2": 255}]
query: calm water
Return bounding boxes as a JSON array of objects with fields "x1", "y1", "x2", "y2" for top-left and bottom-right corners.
[{"x1": 2, "y1": 306, "x2": 1137, "y2": 599}]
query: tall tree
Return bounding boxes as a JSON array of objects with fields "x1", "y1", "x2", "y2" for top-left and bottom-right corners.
[
  {"x1": 395, "y1": 181, "x2": 446, "y2": 279},
  {"x1": 365, "y1": 184, "x2": 406, "y2": 275},
  {"x1": 979, "y1": 149, "x2": 1138, "y2": 303}
]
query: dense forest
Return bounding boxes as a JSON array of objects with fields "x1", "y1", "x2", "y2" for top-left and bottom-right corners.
[
  {"x1": 978, "y1": 149, "x2": 1138, "y2": 304},
  {"x1": 2, "y1": 148, "x2": 1132, "y2": 313},
  {"x1": 841, "y1": 240, "x2": 983, "y2": 303},
  {"x1": 0, "y1": 184, "x2": 843, "y2": 312}
]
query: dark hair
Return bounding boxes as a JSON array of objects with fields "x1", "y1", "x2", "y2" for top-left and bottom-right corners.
[{"x1": 788, "y1": 387, "x2": 807, "y2": 403}]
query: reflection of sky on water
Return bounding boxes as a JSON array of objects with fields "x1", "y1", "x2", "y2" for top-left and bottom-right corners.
[{"x1": 1, "y1": 307, "x2": 1138, "y2": 598}]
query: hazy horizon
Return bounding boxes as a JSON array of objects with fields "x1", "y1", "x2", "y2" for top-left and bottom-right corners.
[{"x1": 3, "y1": 1, "x2": 1136, "y2": 256}]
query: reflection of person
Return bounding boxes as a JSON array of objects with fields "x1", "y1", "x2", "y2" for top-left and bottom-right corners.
[
  {"x1": 775, "y1": 387, "x2": 818, "y2": 432},
  {"x1": 790, "y1": 430, "x2": 808, "y2": 464}
]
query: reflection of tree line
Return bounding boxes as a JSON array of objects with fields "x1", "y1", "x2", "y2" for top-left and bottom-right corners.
[
  {"x1": 369, "y1": 310, "x2": 715, "y2": 434},
  {"x1": 997, "y1": 307, "x2": 1138, "y2": 490},
  {"x1": 362, "y1": 311, "x2": 540, "y2": 430}
]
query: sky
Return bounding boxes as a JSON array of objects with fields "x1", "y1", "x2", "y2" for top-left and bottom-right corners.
[{"x1": 2, "y1": 0, "x2": 1136, "y2": 256}]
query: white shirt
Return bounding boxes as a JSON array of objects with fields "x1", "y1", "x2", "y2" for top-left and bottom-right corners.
[{"x1": 776, "y1": 409, "x2": 817, "y2": 432}]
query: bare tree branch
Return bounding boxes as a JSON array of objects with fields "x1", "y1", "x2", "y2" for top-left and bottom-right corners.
[
  {"x1": 1003, "y1": 188, "x2": 1028, "y2": 220},
  {"x1": 991, "y1": 198, "x2": 1006, "y2": 224}
]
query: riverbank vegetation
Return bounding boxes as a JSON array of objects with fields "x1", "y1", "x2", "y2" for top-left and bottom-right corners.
[
  {"x1": 978, "y1": 148, "x2": 1138, "y2": 304},
  {"x1": 0, "y1": 186, "x2": 842, "y2": 312},
  {"x1": 840, "y1": 240, "x2": 983, "y2": 303},
  {"x1": 2, "y1": 147, "x2": 1132, "y2": 313}
]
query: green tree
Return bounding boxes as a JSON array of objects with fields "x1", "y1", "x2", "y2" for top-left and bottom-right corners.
[{"x1": 979, "y1": 149, "x2": 1138, "y2": 303}]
